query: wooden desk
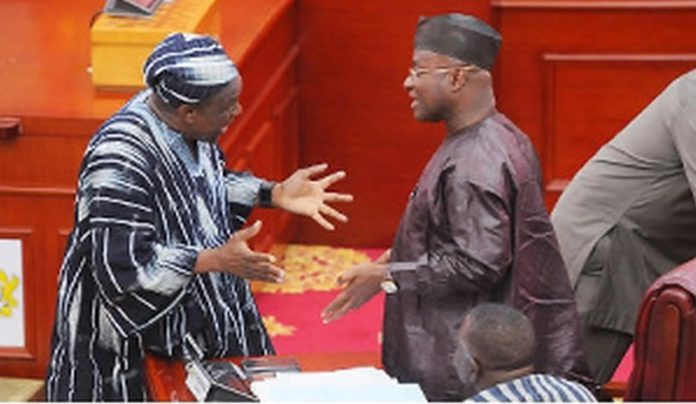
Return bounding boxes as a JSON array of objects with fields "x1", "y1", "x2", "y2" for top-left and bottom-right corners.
[{"x1": 144, "y1": 351, "x2": 381, "y2": 401}]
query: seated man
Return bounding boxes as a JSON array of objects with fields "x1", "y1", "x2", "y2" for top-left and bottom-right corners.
[
  {"x1": 551, "y1": 68, "x2": 696, "y2": 384},
  {"x1": 455, "y1": 303, "x2": 596, "y2": 402}
]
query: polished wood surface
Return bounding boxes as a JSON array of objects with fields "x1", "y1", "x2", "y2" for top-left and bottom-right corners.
[
  {"x1": 220, "y1": 0, "x2": 300, "y2": 250},
  {"x1": 600, "y1": 380, "x2": 627, "y2": 400},
  {"x1": 0, "y1": 1, "x2": 130, "y2": 120},
  {"x1": 493, "y1": 0, "x2": 696, "y2": 8},
  {"x1": 493, "y1": 1, "x2": 696, "y2": 208},
  {"x1": 145, "y1": 351, "x2": 381, "y2": 401},
  {"x1": 295, "y1": 0, "x2": 696, "y2": 245}
]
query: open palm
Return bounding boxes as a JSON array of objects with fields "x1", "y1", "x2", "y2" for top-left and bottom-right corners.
[{"x1": 274, "y1": 163, "x2": 353, "y2": 230}]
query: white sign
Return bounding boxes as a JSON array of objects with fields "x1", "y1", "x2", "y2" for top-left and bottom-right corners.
[{"x1": 0, "y1": 239, "x2": 25, "y2": 348}]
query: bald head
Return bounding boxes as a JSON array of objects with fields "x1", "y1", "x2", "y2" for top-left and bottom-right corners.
[{"x1": 461, "y1": 303, "x2": 535, "y2": 372}]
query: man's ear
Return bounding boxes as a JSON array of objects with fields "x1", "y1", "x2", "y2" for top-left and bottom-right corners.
[
  {"x1": 177, "y1": 104, "x2": 197, "y2": 126},
  {"x1": 470, "y1": 354, "x2": 481, "y2": 380},
  {"x1": 453, "y1": 343, "x2": 480, "y2": 386},
  {"x1": 450, "y1": 68, "x2": 468, "y2": 91}
]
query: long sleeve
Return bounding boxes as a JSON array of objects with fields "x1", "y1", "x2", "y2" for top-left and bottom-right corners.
[
  {"x1": 382, "y1": 113, "x2": 589, "y2": 399},
  {"x1": 417, "y1": 175, "x2": 513, "y2": 298},
  {"x1": 80, "y1": 129, "x2": 198, "y2": 337},
  {"x1": 223, "y1": 169, "x2": 264, "y2": 230},
  {"x1": 47, "y1": 93, "x2": 275, "y2": 402}
]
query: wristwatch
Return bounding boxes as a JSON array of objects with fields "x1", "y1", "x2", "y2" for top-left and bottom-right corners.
[
  {"x1": 380, "y1": 269, "x2": 398, "y2": 294},
  {"x1": 381, "y1": 279, "x2": 398, "y2": 294},
  {"x1": 258, "y1": 181, "x2": 276, "y2": 208}
]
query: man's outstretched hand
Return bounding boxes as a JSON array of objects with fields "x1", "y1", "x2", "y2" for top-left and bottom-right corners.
[
  {"x1": 321, "y1": 249, "x2": 391, "y2": 323},
  {"x1": 273, "y1": 163, "x2": 353, "y2": 231},
  {"x1": 195, "y1": 221, "x2": 285, "y2": 283}
]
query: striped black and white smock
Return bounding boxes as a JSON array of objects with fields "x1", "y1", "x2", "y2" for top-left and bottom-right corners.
[
  {"x1": 467, "y1": 374, "x2": 597, "y2": 402},
  {"x1": 46, "y1": 90, "x2": 274, "y2": 401}
]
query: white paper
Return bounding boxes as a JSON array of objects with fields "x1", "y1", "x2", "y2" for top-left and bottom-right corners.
[
  {"x1": 185, "y1": 361, "x2": 212, "y2": 402},
  {"x1": 0, "y1": 239, "x2": 24, "y2": 348},
  {"x1": 250, "y1": 367, "x2": 426, "y2": 402}
]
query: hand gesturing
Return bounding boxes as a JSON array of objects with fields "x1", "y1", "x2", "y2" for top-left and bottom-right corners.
[
  {"x1": 195, "y1": 221, "x2": 285, "y2": 283},
  {"x1": 274, "y1": 163, "x2": 354, "y2": 231}
]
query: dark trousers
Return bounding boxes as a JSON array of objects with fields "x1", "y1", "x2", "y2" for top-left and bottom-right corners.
[{"x1": 575, "y1": 235, "x2": 633, "y2": 385}]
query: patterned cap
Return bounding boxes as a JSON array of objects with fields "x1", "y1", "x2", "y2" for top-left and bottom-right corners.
[
  {"x1": 414, "y1": 14, "x2": 501, "y2": 71},
  {"x1": 143, "y1": 33, "x2": 240, "y2": 106}
]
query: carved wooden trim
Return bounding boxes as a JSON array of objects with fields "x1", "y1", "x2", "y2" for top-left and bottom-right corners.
[
  {"x1": 0, "y1": 185, "x2": 75, "y2": 197},
  {"x1": 219, "y1": 45, "x2": 300, "y2": 152},
  {"x1": 273, "y1": 87, "x2": 299, "y2": 121},
  {"x1": 545, "y1": 179, "x2": 570, "y2": 193},
  {"x1": 543, "y1": 54, "x2": 696, "y2": 62},
  {"x1": 541, "y1": 57, "x2": 557, "y2": 189},
  {"x1": 3, "y1": 116, "x2": 101, "y2": 139},
  {"x1": 0, "y1": 228, "x2": 36, "y2": 360},
  {"x1": 493, "y1": 0, "x2": 696, "y2": 9},
  {"x1": 57, "y1": 229, "x2": 72, "y2": 267},
  {"x1": 0, "y1": 117, "x2": 22, "y2": 139},
  {"x1": 273, "y1": 87, "x2": 300, "y2": 174},
  {"x1": 235, "y1": 0, "x2": 295, "y2": 64},
  {"x1": 245, "y1": 121, "x2": 273, "y2": 159},
  {"x1": 541, "y1": 53, "x2": 696, "y2": 193}
]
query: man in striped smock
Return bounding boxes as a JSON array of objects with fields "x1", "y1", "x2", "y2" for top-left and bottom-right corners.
[
  {"x1": 46, "y1": 33, "x2": 352, "y2": 401},
  {"x1": 456, "y1": 304, "x2": 596, "y2": 402}
]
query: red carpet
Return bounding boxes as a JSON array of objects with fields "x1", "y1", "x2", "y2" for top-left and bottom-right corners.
[
  {"x1": 613, "y1": 345, "x2": 634, "y2": 383},
  {"x1": 254, "y1": 245, "x2": 385, "y2": 354},
  {"x1": 256, "y1": 290, "x2": 384, "y2": 354},
  {"x1": 254, "y1": 244, "x2": 634, "y2": 385}
]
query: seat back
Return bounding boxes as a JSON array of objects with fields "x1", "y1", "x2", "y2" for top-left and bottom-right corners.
[{"x1": 626, "y1": 258, "x2": 696, "y2": 401}]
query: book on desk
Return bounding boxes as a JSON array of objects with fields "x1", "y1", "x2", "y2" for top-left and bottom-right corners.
[{"x1": 104, "y1": 0, "x2": 164, "y2": 17}]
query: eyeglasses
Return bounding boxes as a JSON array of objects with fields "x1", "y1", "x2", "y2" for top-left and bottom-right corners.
[{"x1": 407, "y1": 64, "x2": 478, "y2": 79}]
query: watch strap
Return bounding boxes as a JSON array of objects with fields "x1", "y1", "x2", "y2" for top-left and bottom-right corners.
[{"x1": 259, "y1": 181, "x2": 276, "y2": 208}]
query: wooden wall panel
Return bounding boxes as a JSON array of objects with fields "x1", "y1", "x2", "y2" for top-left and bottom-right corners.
[
  {"x1": 492, "y1": 1, "x2": 696, "y2": 208},
  {"x1": 541, "y1": 55, "x2": 696, "y2": 205},
  {"x1": 296, "y1": 0, "x2": 696, "y2": 245},
  {"x1": 0, "y1": 195, "x2": 75, "y2": 378},
  {"x1": 219, "y1": 0, "x2": 300, "y2": 251},
  {"x1": 0, "y1": 228, "x2": 36, "y2": 362},
  {"x1": 0, "y1": 118, "x2": 90, "y2": 378},
  {"x1": 296, "y1": 0, "x2": 492, "y2": 247},
  {"x1": 493, "y1": 0, "x2": 696, "y2": 8}
]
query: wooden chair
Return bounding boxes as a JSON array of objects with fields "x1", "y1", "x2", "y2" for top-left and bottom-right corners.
[{"x1": 622, "y1": 258, "x2": 696, "y2": 401}]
